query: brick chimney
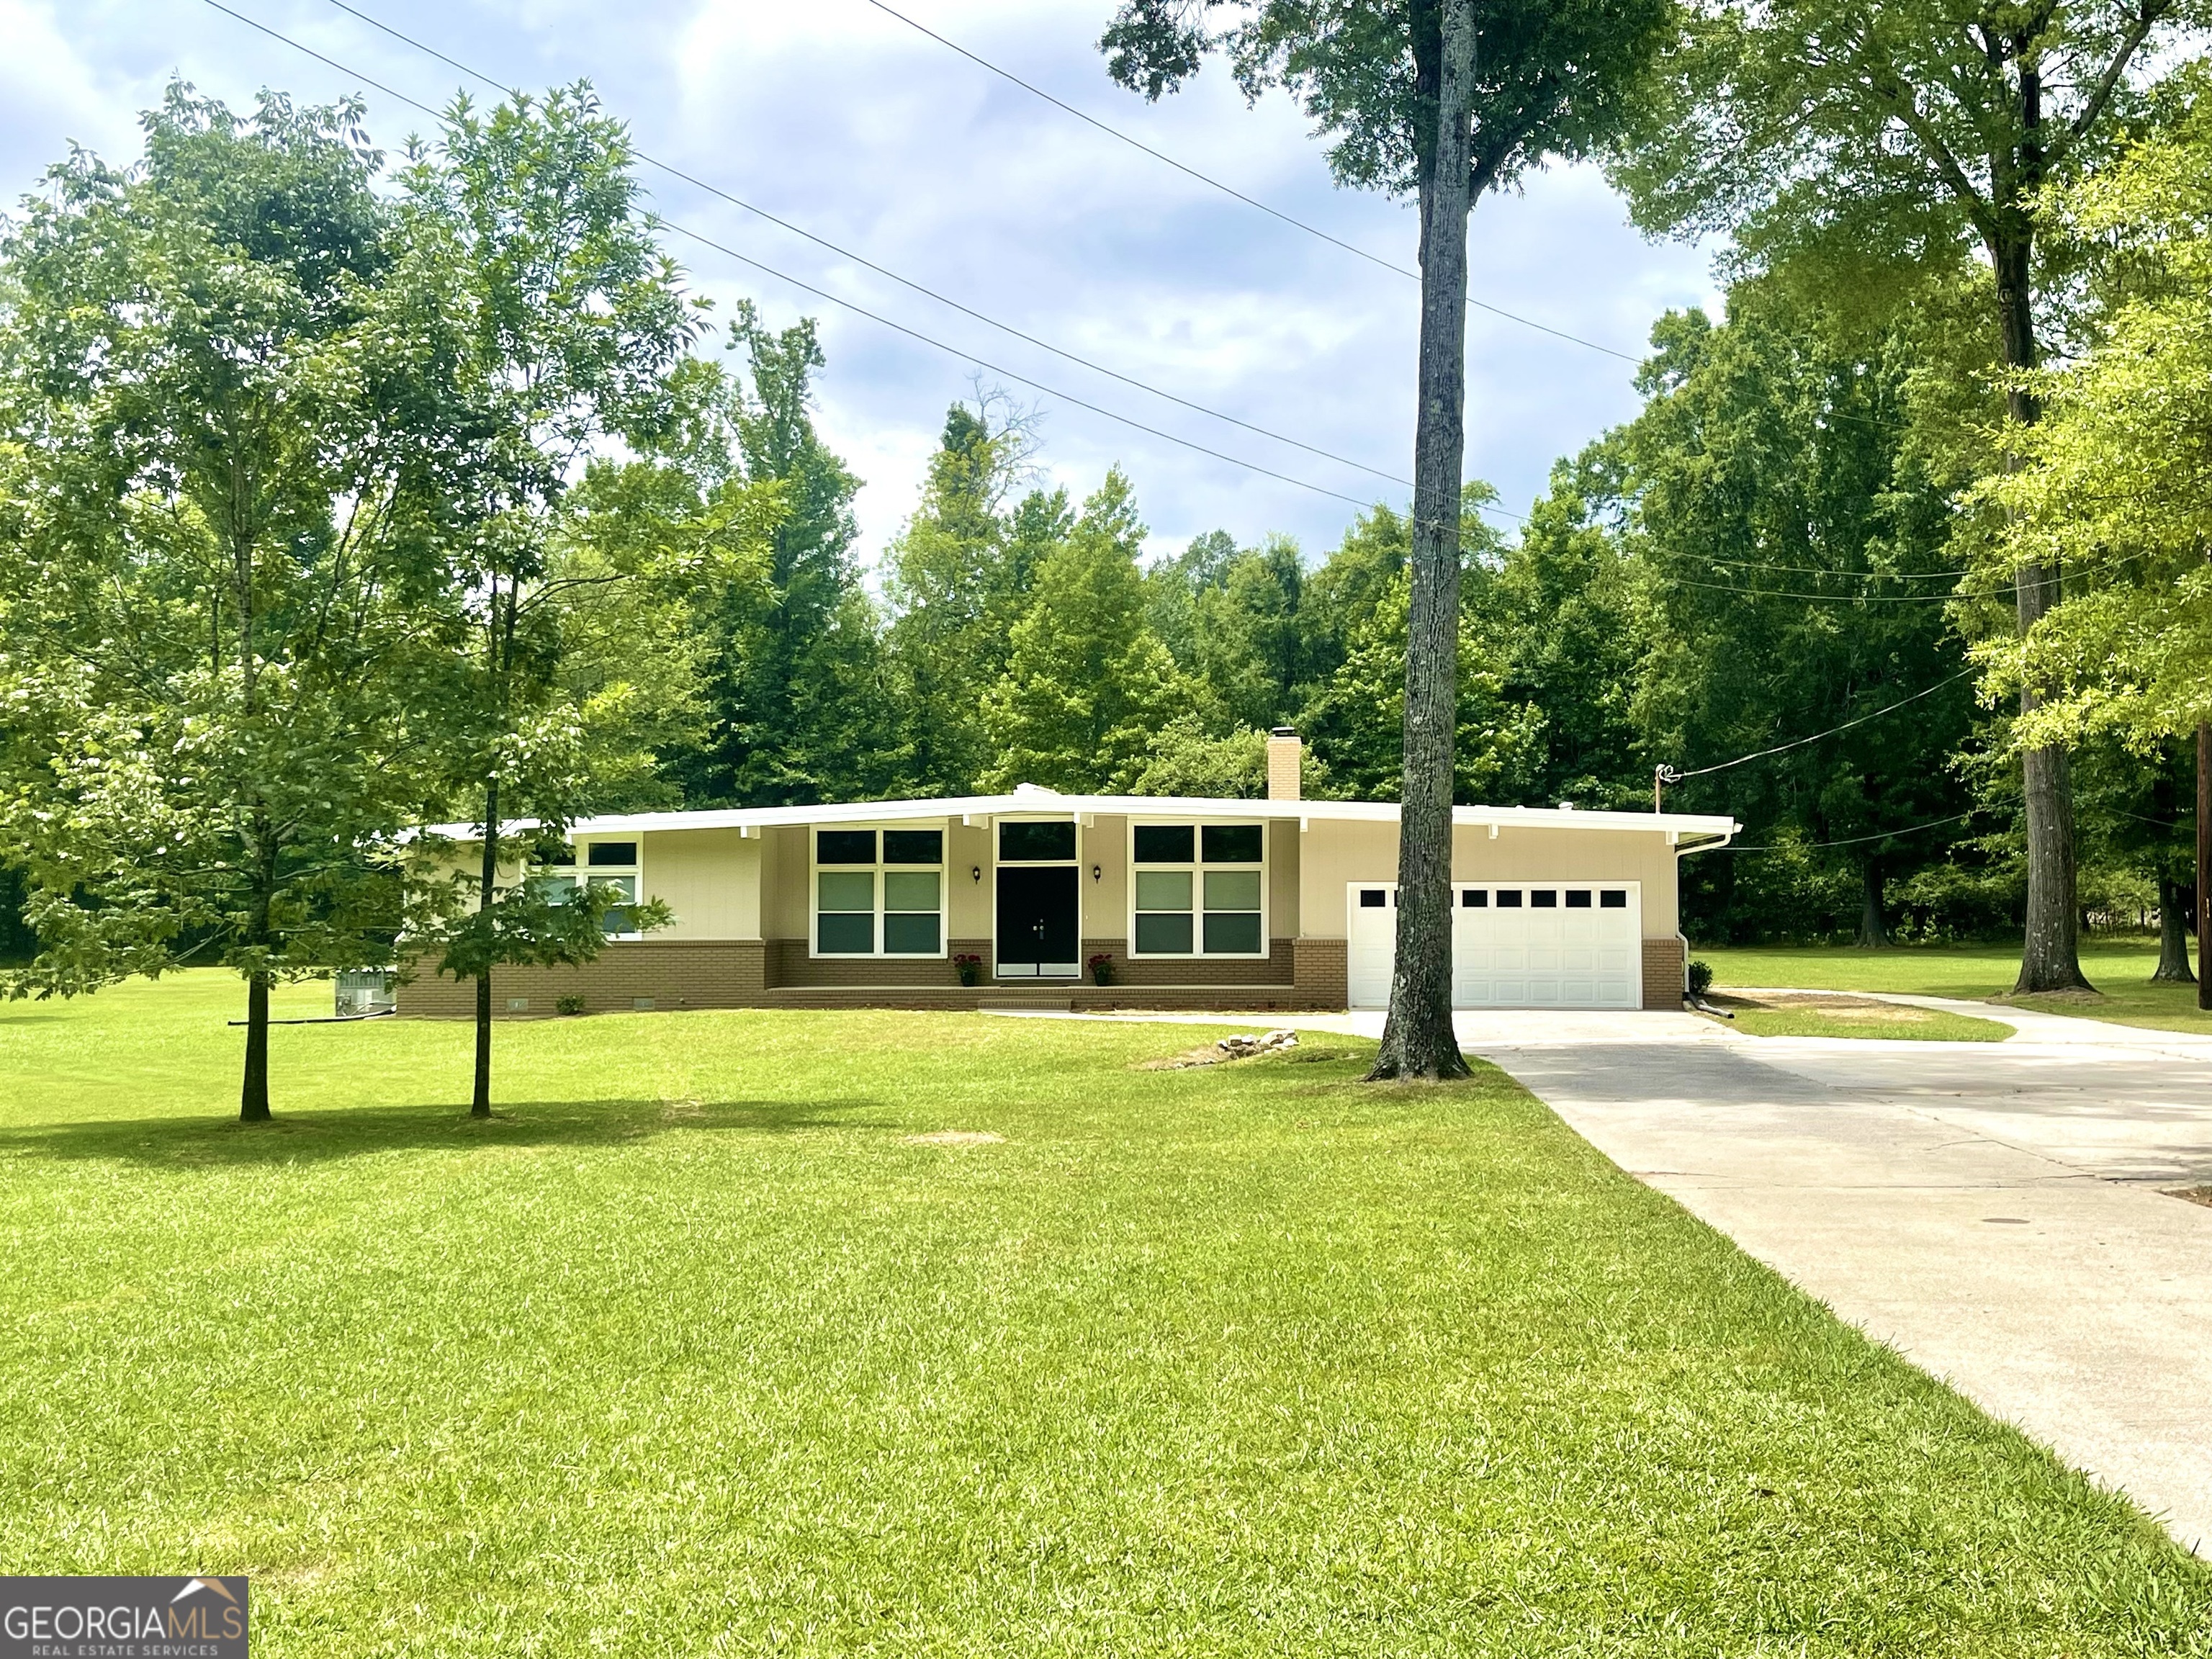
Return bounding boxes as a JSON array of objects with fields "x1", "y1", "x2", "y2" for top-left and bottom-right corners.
[{"x1": 1267, "y1": 727, "x2": 1302, "y2": 802}]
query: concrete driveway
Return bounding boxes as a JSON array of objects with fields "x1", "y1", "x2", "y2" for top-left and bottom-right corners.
[{"x1": 1376, "y1": 1000, "x2": 2212, "y2": 1555}]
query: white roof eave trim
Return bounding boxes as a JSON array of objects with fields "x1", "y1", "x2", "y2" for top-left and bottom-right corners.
[{"x1": 415, "y1": 792, "x2": 1739, "y2": 843}]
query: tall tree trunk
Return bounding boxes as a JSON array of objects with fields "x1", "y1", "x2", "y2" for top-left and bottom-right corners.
[
  {"x1": 472, "y1": 773, "x2": 498, "y2": 1118},
  {"x1": 1856, "y1": 858, "x2": 1889, "y2": 949},
  {"x1": 2154, "y1": 875, "x2": 2195, "y2": 982},
  {"x1": 1370, "y1": 0, "x2": 1473, "y2": 1082},
  {"x1": 239, "y1": 973, "x2": 271, "y2": 1123},
  {"x1": 1993, "y1": 117, "x2": 2088, "y2": 992},
  {"x1": 2198, "y1": 724, "x2": 2211, "y2": 1011}
]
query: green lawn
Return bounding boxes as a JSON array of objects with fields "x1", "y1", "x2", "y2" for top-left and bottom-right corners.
[
  {"x1": 3, "y1": 974, "x2": 2208, "y2": 1656},
  {"x1": 1695, "y1": 938, "x2": 2212, "y2": 1035},
  {"x1": 1715, "y1": 1002, "x2": 2013, "y2": 1042}
]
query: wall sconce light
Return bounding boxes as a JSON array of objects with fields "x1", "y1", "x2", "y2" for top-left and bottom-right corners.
[
  {"x1": 1090, "y1": 863, "x2": 1102, "y2": 881},
  {"x1": 971, "y1": 865, "x2": 983, "y2": 883}
]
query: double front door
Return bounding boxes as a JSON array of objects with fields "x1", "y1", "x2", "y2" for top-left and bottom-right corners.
[{"x1": 996, "y1": 866, "x2": 1079, "y2": 979}]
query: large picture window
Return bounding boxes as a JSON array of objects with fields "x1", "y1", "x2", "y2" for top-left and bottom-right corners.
[
  {"x1": 813, "y1": 827, "x2": 945, "y2": 956},
  {"x1": 533, "y1": 839, "x2": 642, "y2": 938},
  {"x1": 1130, "y1": 821, "x2": 1265, "y2": 956}
]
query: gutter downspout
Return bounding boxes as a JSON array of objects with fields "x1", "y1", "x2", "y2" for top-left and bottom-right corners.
[{"x1": 1671, "y1": 824, "x2": 1741, "y2": 1002}]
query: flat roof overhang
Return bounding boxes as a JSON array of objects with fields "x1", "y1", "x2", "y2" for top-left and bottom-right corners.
[{"x1": 418, "y1": 788, "x2": 1738, "y2": 846}]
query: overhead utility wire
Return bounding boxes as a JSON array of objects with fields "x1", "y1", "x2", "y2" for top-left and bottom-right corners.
[
  {"x1": 197, "y1": 0, "x2": 1440, "y2": 518},
  {"x1": 1660, "y1": 667, "x2": 1979, "y2": 785},
  {"x1": 858, "y1": 0, "x2": 1643, "y2": 365},
  {"x1": 1721, "y1": 811, "x2": 1976, "y2": 852},
  {"x1": 310, "y1": 0, "x2": 1416, "y2": 496},
  {"x1": 1661, "y1": 545, "x2": 2149, "y2": 605}
]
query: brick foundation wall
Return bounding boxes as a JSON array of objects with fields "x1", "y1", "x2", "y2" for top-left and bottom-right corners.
[
  {"x1": 768, "y1": 938, "x2": 994, "y2": 988},
  {"x1": 1292, "y1": 938, "x2": 1348, "y2": 1008},
  {"x1": 395, "y1": 939, "x2": 768, "y2": 1017},
  {"x1": 1642, "y1": 936, "x2": 1686, "y2": 1010},
  {"x1": 1082, "y1": 938, "x2": 1294, "y2": 986}
]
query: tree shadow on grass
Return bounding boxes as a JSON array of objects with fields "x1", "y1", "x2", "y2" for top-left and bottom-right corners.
[{"x1": 0, "y1": 1096, "x2": 895, "y2": 1169}]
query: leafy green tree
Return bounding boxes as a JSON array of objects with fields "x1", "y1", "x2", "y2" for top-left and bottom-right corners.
[
  {"x1": 1984, "y1": 69, "x2": 2212, "y2": 989},
  {"x1": 1104, "y1": 0, "x2": 1673, "y2": 1078},
  {"x1": 0, "y1": 87, "x2": 460, "y2": 1121},
  {"x1": 1609, "y1": 0, "x2": 2206, "y2": 985},
  {"x1": 983, "y1": 469, "x2": 1190, "y2": 790},
  {"x1": 1605, "y1": 289, "x2": 1982, "y2": 944},
  {"x1": 400, "y1": 86, "x2": 699, "y2": 1115},
  {"x1": 1126, "y1": 714, "x2": 1338, "y2": 797},
  {"x1": 673, "y1": 305, "x2": 890, "y2": 806},
  {"x1": 883, "y1": 401, "x2": 1062, "y2": 793},
  {"x1": 1473, "y1": 453, "x2": 1648, "y2": 811}
]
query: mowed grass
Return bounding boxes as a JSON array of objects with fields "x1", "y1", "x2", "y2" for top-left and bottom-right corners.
[
  {"x1": 1696, "y1": 938, "x2": 2212, "y2": 1035},
  {"x1": 1714, "y1": 999, "x2": 2013, "y2": 1043},
  {"x1": 2, "y1": 975, "x2": 2208, "y2": 1656}
]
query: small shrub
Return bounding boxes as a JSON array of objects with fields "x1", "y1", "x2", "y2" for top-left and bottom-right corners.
[
  {"x1": 1088, "y1": 953, "x2": 1115, "y2": 986},
  {"x1": 555, "y1": 994, "x2": 588, "y2": 1016},
  {"x1": 1686, "y1": 960, "x2": 1714, "y2": 998},
  {"x1": 953, "y1": 953, "x2": 984, "y2": 987}
]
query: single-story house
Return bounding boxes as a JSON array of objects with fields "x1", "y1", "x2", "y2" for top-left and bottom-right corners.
[{"x1": 399, "y1": 732, "x2": 1737, "y2": 1017}]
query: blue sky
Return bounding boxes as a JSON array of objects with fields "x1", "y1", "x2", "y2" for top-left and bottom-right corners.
[{"x1": 0, "y1": 0, "x2": 1719, "y2": 568}]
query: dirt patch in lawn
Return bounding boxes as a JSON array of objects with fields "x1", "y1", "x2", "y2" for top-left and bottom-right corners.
[
  {"x1": 1137, "y1": 1045, "x2": 1234, "y2": 1071},
  {"x1": 2165, "y1": 1184, "x2": 2212, "y2": 1209}
]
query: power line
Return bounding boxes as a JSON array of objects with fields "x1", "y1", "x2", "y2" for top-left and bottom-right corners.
[
  {"x1": 309, "y1": 0, "x2": 1416, "y2": 494},
  {"x1": 194, "y1": 0, "x2": 1451, "y2": 520},
  {"x1": 1720, "y1": 811, "x2": 1976, "y2": 852},
  {"x1": 1656, "y1": 546, "x2": 2149, "y2": 605},
  {"x1": 1694, "y1": 556, "x2": 1969, "y2": 582},
  {"x1": 856, "y1": 0, "x2": 1644, "y2": 365},
  {"x1": 1661, "y1": 667, "x2": 1979, "y2": 783}
]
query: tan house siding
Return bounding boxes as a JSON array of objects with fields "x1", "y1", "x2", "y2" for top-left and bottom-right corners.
[
  {"x1": 1451, "y1": 822, "x2": 1681, "y2": 937},
  {"x1": 1268, "y1": 819, "x2": 1300, "y2": 936},
  {"x1": 1641, "y1": 937, "x2": 1686, "y2": 1010},
  {"x1": 1300, "y1": 818, "x2": 1682, "y2": 940},
  {"x1": 765, "y1": 825, "x2": 808, "y2": 940},
  {"x1": 947, "y1": 822, "x2": 992, "y2": 937},
  {"x1": 645, "y1": 828, "x2": 760, "y2": 940},
  {"x1": 1298, "y1": 819, "x2": 1397, "y2": 941}
]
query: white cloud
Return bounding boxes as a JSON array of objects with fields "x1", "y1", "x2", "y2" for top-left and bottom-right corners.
[{"x1": 0, "y1": 0, "x2": 1718, "y2": 565}]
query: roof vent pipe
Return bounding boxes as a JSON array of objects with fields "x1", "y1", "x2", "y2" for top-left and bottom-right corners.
[{"x1": 1267, "y1": 728, "x2": 1302, "y2": 802}]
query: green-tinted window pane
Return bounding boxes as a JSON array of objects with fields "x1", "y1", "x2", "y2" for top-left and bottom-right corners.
[
  {"x1": 601, "y1": 907, "x2": 633, "y2": 937},
  {"x1": 1136, "y1": 912, "x2": 1194, "y2": 954},
  {"x1": 884, "y1": 913, "x2": 940, "y2": 954},
  {"x1": 1135, "y1": 870, "x2": 1192, "y2": 911},
  {"x1": 817, "y1": 830, "x2": 876, "y2": 865},
  {"x1": 817, "y1": 912, "x2": 873, "y2": 953},
  {"x1": 1203, "y1": 869, "x2": 1262, "y2": 912},
  {"x1": 1133, "y1": 824, "x2": 1194, "y2": 863},
  {"x1": 884, "y1": 871, "x2": 940, "y2": 912},
  {"x1": 818, "y1": 871, "x2": 873, "y2": 912},
  {"x1": 1202, "y1": 824, "x2": 1264, "y2": 863},
  {"x1": 1203, "y1": 912, "x2": 1263, "y2": 954},
  {"x1": 999, "y1": 821, "x2": 1076, "y2": 861},
  {"x1": 883, "y1": 829, "x2": 943, "y2": 865}
]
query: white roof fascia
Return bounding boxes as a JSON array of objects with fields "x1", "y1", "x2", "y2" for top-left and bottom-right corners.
[{"x1": 418, "y1": 792, "x2": 1740, "y2": 842}]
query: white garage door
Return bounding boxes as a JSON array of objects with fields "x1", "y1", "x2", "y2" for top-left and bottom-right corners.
[{"x1": 1346, "y1": 882, "x2": 1642, "y2": 1010}]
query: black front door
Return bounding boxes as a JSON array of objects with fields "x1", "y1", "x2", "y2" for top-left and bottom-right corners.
[{"x1": 996, "y1": 866, "x2": 1079, "y2": 978}]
